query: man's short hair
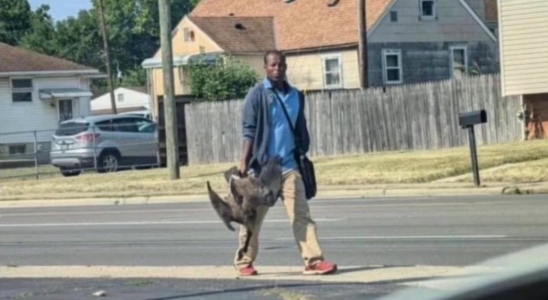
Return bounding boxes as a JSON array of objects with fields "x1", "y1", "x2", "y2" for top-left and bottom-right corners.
[{"x1": 264, "y1": 50, "x2": 285, "y2": 64}]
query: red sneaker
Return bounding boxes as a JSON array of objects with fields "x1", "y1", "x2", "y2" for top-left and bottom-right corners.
[
  {"x1": 303, "y1": 260, "x2": 338, "y2": 275},
  {"x1": 237, "y1": 264, "x2": 258, "y2": 276}
]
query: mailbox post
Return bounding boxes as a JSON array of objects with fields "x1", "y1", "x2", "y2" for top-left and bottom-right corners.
[{"x1": 458, "y1": 110, "x2": 487, "y2": 187}]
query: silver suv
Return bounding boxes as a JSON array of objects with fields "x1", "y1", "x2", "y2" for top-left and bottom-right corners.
[{"x1": 50, "y1": 115, "x2": 158, "y2": 177}]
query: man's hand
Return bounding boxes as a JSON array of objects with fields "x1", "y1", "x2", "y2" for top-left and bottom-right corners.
[{"x1": 238, "y1": 160, "x2": 249, "y2": 177}]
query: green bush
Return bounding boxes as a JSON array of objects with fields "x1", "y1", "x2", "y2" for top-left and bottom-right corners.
[{"x1": 187, "y1": 55, "x2": 258, "y2": 101}]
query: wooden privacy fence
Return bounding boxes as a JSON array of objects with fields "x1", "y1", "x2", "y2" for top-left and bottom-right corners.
[{"x1": 184, "y1": 74, "x2": 522, "y2": 165}]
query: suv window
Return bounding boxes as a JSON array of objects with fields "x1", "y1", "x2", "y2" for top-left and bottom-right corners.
[
  {"x1": 135, "y1": 119, "x2": 155, "y2": 133},
  {"x1": 139, "y1": 122, "x2": 156, "y2": 133},
  {"x1": 95, "y1": 120, "x2": 114, "y2": 132},
  {"x1": 55, "y1": 122, "x2": 89, "y2": 136},
  {"x1": 113, "y1": 118, "x2": 140, "y2": 133}
]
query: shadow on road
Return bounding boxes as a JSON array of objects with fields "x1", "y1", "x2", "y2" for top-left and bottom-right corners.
[{"x1": 145, "y1": 282, "x2": 357, "y2": 300}]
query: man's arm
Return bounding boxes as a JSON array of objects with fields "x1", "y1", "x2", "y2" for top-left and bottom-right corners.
[
  {"x1": 240, "y1": 89, "x2": 257, "y2": 175},
  {"x1": 239, "y1": 139, "x2": 253, "y2": 175}
]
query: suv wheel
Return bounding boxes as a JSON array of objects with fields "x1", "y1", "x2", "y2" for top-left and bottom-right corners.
[{"x1": 98, "y1": 151, "x2": 120, "y2": 173}]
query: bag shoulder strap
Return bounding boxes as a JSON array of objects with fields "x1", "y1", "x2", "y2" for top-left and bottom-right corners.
[
  {"x1": 270, "y1": 89, "x2": 305, "y2": 153},
  {"x1": 271, "y1": 89, "x2": 296, "y2": 134}
]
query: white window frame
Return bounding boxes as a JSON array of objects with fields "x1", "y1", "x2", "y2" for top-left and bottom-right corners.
[
  {"x1": 322, "y1": 54, "x2": 344, "y2": 89},
  {"x1": 117, "y1": 93, "x2": 124, "y2": 102},
  {"x1": 450, "y1": 45, "x2": 468, "y2": 78},
  {"x1": 420, "y1": 0, "x2": 436, "y2": 20},
  {"x1": 10, "y1": 78, "x2": 34, "y2": 103},
  {"x1": 382, "y1": 49, "x2": 403, "y2": 85}
]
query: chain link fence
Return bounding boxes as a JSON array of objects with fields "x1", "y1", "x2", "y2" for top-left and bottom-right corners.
[{"x1": 0, "y1": 121, "x2": 161, "y2": 180}]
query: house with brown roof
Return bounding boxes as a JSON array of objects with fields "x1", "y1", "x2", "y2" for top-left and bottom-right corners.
[
  {"x1": 141, "y1": 14, "x2": 275, "y2": 119},
  {"x1": 142, "y1": 0, "x2": 499, "y2": 114},
  {"x1": 91, "y1": 86, "x2": 150, "y2": 116},
  {"x1": 0, "y1": 42, "x2": 103, "y2": 160}
]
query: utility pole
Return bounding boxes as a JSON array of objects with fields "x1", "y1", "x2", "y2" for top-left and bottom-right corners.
[
  {"x1": 358, "y1": 0, "x2": 369, "y2": 89},
  {"x1": 98, "y1": 0, "x2": 117, "y2": 114},
  {"x1": 159, "y1": 0, "x2": 180, "y2": 179}
]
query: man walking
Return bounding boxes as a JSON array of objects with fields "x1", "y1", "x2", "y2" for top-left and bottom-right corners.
[{"x1": 235, "y1": 50, "x2": 337, "y2": 276}]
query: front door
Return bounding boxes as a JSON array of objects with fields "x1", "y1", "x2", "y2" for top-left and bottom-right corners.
[{"x1": 58, "y1": 99, "x2": 73, "y2": 122}]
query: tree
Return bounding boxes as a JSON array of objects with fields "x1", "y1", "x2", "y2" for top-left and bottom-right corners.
[
  {"x1": 188, "y1": 55, "x2": 258, "y2": 101},
  {"x1": 54, "y1": 10, "x2": 103, "y2": 72},
  {"x1": 0, "y1": 0, "x2": 33, "y2": 45},
  {"x1": 19, "y1": 5, "x2": 58, "y2": 56},
  {"x1": 91, "y1": 0, "x2": 195, "y2": 87}
]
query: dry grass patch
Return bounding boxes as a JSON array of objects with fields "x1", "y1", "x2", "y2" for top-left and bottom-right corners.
[
  {"x1": 314, "y1": 139, "x2": 548, "y2": 185},
  {"x1": 456, "y1": 158, "x2": 548, "y2": 183},
  {"x1": 0, "y1": 164, "x2": 59, "y2": 180}
]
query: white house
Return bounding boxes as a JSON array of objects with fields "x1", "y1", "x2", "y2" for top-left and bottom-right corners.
[
  {"x1": 91, "y1": 86, "x2": 150, "y2": 115},
  {"x1": 0, "y1": 42, "x2": 104, "y2": 161},
  {"x1": 497, "y1": 0, "x2": 548, "y2": 140}
]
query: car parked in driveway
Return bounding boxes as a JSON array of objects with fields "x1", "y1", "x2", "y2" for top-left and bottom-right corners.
[{"x1": 50, "y1": 115, "x2": 158, "y2": 176}]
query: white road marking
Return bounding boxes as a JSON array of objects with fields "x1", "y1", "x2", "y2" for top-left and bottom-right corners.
[
  {"x1": 276, "y1": 235, "x2": 508, "y2": 241},
  {"x1": 1, "y1": 200, "x2": 527, "y2": 218},
  {"x1": 0, "y1": 218, "x2": 343, "y2": 228}
]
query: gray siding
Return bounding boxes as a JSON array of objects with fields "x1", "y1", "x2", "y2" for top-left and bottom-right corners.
[
  {"x1": 367, "y1": 41, "x2": 499, "y2": 87},
  {"x1": 465, "y1": 0, "x2": 485, "y2": 21},
  {"x1": 369, "y1": 0, "x2": 495, "y2": 44}
]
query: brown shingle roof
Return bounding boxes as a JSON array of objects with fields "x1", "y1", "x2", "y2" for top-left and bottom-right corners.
[
  {"x1": 190, "y1": 0, "x2": 395, "y2": 51},
  {"x1": 0, "y1": 42, "x2": 98, "y2": 73},
  {"x1": 189, "y1": 16, "x2": 276, "y2": 52}
]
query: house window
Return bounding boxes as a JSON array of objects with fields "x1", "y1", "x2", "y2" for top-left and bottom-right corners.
[
  {"x1": 11, "y1": 79, "x2": 33, "y2": 102},
  {"x1": 450, "y1": 46, "x2": 468, "y2": 79},
  {"x1": 420, "y1": 0, "x2": 436, "y2": 20},
  {"x1": 183, "y1": 28, "x2": 195, "y2": 42},
  {"x1": 117, "y1": 93, "x2": 124, "y2": 102},
  {"x1": 9, "y1": 144, "x2": 26, "y2": 155},
  {"x1": 390, "y1": 11, "x2": 398, "y2": 22},
  {"x1": 382, "y1": 49, "x2": 403, "y2": 84},
  {"x1": 322, "y1": 55, "x2": 343, "y2": 88}
]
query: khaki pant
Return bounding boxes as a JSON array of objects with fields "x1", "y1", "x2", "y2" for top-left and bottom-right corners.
[{"x1": 234, "y1": 170, "x2": 324, "y2": 267}]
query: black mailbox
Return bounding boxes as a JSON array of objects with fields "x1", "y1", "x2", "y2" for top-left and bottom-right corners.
[
  {"x1": 458, "y1": 109, "x2": 488, "y2": 187},
  {"x1": 459, "y1": 110, "x2": 487, "y2": 128}
]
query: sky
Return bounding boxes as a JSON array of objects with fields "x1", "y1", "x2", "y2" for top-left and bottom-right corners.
[{"x1": 28, "y1": 0, "x2": 93, "y2": 22}]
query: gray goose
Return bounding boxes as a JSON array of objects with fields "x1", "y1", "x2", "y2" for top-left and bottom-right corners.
[{"x1": 206, "y1": 156, "x2": 283, "y2": 257}]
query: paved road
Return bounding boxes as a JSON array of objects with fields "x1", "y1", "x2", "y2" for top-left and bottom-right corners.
[
  {"x1": 2, "y1": 195, "x2": 548, "y2": 299},
  {"x1": 1, "y1": 278, "x2": 404, "y2": 300},
  {"x1": 2, "y1": 195, "x2": 548, "y2": 267}
]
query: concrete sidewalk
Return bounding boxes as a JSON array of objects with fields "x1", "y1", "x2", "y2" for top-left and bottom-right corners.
[
  {"x1": 1, "y1": 265, "x2": 462, "y2": 284},
  {"x1": 1, "y1": 182, "x2": 546, "y2": 209}
]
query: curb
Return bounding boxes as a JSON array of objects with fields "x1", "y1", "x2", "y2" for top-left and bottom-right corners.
[{"x1": 2, "y1": 183, "x2": 546, "y2": 209}]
